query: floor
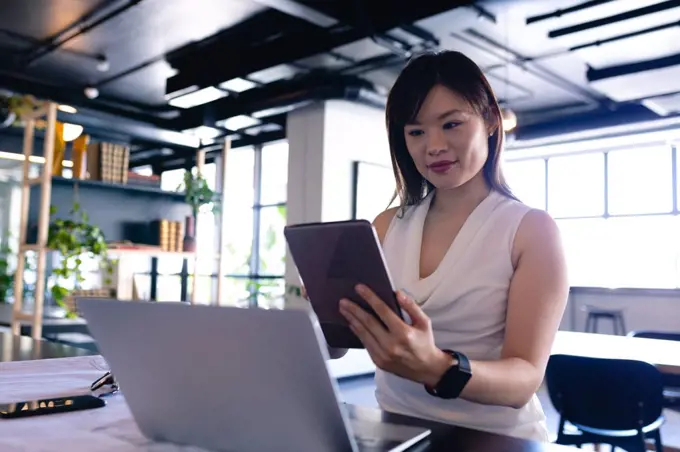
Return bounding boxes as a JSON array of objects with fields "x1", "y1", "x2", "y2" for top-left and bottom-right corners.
[{"x1": 337, "y1": 374, "x2": 680, "y2": 450}]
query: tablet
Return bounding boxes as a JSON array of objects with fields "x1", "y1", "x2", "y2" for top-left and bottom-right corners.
[{"x1": 284, "y1": 219, "x2": 403, "y2": 349}]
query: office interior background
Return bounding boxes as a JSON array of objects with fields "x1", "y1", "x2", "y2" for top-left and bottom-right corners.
[{"x1": 1, "y1": 0, "x2": 680, "y2": 448}]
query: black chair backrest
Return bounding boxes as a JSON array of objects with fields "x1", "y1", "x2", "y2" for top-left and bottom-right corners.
[{"x1": 546, "y1": 354, "x2": 664, "y2": 431}]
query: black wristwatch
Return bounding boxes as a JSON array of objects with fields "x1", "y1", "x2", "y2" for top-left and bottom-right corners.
[{"x1": 425, "y1": 349, "x2": 472, "y2": 399}]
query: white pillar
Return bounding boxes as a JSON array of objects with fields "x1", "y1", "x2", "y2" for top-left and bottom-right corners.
[{"x1": 284, "y1": 100, "x2": 390, "y2": 378}]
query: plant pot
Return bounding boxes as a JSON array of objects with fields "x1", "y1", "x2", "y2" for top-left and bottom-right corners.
[{"x1": 182, "y1": 215, "x2": 196, "y2": 252}]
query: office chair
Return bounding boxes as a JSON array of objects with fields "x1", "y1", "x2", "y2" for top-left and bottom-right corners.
[{"x1": 546, "y1": 354, "x2": 664, "y2": 452}]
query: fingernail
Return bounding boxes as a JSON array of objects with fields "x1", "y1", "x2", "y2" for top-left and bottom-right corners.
[
  {"x1": 355, "y1": 284, "x2": 366, "y2": 294},
  {"x1": 399, "y1": 288, "x2": 415, "y2": 300}
]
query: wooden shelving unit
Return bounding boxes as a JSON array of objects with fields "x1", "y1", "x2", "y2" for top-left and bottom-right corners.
[
  {"x1": 11, "y1": 102, "x2": 58, "y2": 340},
  {"x1": 10, "y1": 111, "x2": 233, "y2": 339}
]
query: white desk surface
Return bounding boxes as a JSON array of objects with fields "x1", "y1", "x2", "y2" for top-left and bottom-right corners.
[
  {"x1": 0, "y1": 355, "x2": 207, "y2": 451},
  {"x1": 552, "y1": 331, "x2": 680, "y2": 375}
]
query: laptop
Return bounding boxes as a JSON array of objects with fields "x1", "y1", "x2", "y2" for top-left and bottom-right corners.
[{"x1": 78, "y1": 299, "x2": 431, "y2": 452}]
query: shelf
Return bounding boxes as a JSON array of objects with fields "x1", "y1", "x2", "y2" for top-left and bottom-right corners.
[{"x1": 49, "y1": 176, "x2": 186, "y2": 201}]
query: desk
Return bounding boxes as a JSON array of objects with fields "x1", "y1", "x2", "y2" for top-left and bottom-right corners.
[
  {"x1": 553, "y1": 331, "x2": 680, "y2": 375},
  {"x1": 0, "y1": 334, "x2": 569, "y2": 451}
]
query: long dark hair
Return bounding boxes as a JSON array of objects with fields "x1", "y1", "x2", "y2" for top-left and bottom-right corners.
[{"x1": 385, "y1": 50, "x2": 516, "y2": 209}]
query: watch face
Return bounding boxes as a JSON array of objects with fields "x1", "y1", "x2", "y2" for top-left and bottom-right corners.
[{"x1": 436, "y1": 352, "x2": 472, "y2": 399}]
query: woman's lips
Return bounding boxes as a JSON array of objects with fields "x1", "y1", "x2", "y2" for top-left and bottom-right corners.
[{"x1": 428, "y1": 160, "x2": 457, "y2": 174}]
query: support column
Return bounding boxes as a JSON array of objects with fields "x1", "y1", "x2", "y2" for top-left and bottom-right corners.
[{"x1": 284, "y1": 99, "x2": 391, "y2": 378}]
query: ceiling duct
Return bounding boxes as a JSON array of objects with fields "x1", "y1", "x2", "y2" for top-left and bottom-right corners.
[
  {"x1": 526, "y1": 0, "x2": 618, "y2": 25},
  {"x1": 548, "y1": 0, "x2": 680, "y2": 38},
  {"x1": 587, "y1": 53, "x2": 680, "y2": 102}
]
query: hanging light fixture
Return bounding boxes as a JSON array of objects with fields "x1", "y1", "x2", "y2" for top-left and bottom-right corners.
[
  {"x1": 62, "y1": 123, "x2": 84, "y2": 142},
  {"x1": 501, "y1": 108, "x2": 517, "y2": 132}
]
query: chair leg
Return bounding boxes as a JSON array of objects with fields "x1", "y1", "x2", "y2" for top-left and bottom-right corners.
[
  {"x1": 613, "y1": 316, "x2": 620, "y2": 336},
  {"x1": 619, "y1": 315, "x2": 626, "y2": 336},
  {"x1": 653, "y1": 429, "x2": 663, "y2": 452},
  {"x1": 585, "y1": 314, "x2": 592, "y2": 333}
]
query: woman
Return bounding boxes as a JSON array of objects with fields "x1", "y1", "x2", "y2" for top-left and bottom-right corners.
[{"x1": 334, "y1": 51, "x2": 569, "y2": 441}]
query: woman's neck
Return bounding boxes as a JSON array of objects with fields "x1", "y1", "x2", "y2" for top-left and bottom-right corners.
[{"x1": 430, "y1": 173, "x2": 490, "y2": 215}]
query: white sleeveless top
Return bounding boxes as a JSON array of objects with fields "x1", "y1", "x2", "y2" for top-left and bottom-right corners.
[{"x1": 374, "y1": 189, "x2": 549, "y2": 442}]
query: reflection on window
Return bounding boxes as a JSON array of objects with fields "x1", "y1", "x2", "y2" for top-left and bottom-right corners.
[
  {"x1": 503, "y1": 159, "x2": 546, "y2": 210},
  {"x1": 260, "y1": 141, "x2": 288, "y2": 205},
  {"x1": 189, "y1": 275, "x2": 214, "y2": 305},
  {"x1": 556, "y1": 218, "x2": 609, "y2": 288},
  {"x1": 252, "y1": 278, "x2": 285, "y2": 310},
  {"x1": 601, "y1": 216, "x2": 679, "y2": 289},
  {"x1": 223, "y1": 207, "x2": 253, "y2": 275},
  {"x1": 353, "y1": 162, "x2": 397, "y2": 221},
  {"x1": 224, "y1": 147, "x2": 255, "y2": 208},
  {"x1": 548, "y1": 153, "x2": 605, "y2": 218},
  {"x1": 156, "y1": 276, "x2": 182, "y2": 301},
  {"x1": 160, "y1": 168, "x2": 186, "y2": 192},
  {"x1": 608, "y1": 146, "x2": 673, "y2": 215},
  {"x1": 258, "y1": 205, "x2": 286, "y2": 276},
  {"x1": 222, "y1": 277, "x2": 251, "y2": 307}
]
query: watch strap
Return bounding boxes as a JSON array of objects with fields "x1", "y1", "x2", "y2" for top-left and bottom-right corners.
[{"x1": 425, "y1": 349, "x2": 471, "y2": 399}]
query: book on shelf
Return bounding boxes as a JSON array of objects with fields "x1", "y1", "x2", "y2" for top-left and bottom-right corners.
[{"x1": 86, "y1": 142, "x2": 130, "y2": 184}]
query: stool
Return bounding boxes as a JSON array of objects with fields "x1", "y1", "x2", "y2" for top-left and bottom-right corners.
[{"x1": 584, "y1": 307, "x2": 626, "y2": 335}]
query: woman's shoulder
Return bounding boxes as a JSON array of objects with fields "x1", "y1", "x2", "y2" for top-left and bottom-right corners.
[{"x1": 372, "y1": 207, "x2": 400, "y2": 244}]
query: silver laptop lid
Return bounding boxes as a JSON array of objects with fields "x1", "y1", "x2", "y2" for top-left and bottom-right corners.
[{"x1": 78, "y1": 299, "x2": 359, "y2": 452}]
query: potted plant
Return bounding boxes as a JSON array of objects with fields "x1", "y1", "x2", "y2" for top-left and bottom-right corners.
[
  {"x1": 47, "y1": 202, "x2": 113, "y2": 318},
  {"x1": 177, "y1": 168, "x2": 220, "y2": 252}
]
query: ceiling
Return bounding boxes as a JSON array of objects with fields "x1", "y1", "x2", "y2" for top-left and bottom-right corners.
[{"x1": 0, "y1": 0, "x2": 679, "y2": 170}]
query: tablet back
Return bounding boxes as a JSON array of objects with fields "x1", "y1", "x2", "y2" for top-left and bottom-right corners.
[{"x1": 284, "y1": 219, "x2": 401, "y2": 349}]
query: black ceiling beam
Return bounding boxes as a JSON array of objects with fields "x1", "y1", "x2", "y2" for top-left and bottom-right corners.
[
  {"x1": 587, "y1": 52, "x2": 680, "y2": 82},
  {"x1": 130, "y1": 129, "x2": 286, "y2": 170},
  {"x1": 0, "y1": 71, "x2": 176, "y2": 126},
  {"x1": 165, "y1": 1, "x2": 471, "y2": 96},
  {"x1": 173, "y1": 72, "x2": 382, "y2": 130},
  {"x1": 526, "y1": 0, "x2": 617, "y2": 25},
  {"x1": 548, "y1": 0, "x2": 680, "y2": 38},
  {"x1": 0, "y1": 72, "x2": 198, "y2": 150}
]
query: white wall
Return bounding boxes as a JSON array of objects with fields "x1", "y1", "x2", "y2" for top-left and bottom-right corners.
[
  {"x1": 561, "y1": 290, "x2": 680, "y2": 335},
  {"x1": 285, "y1": 100, "x2": 389, "y2": 378}
]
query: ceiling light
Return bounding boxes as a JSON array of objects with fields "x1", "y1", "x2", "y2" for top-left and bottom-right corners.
[
  {"x1": 58, "y1": 105, "x2": 77, "y2": 114},
  {"x1": 218, "y1": 78, "x2": 257, "y2": 93},
  {"x1": 96, "y1": 55, "x2": 110, "y2": 72},
  {"x1": 62, "y1": 123, "x2": 83, "y2": 142},
  {"x1": 168, "y1": 87, "x2": 227, "y2": 109},
  {"x1": 501, "y1": 108, "x2": 517, "y2": 132},
  {"x1": 217, "y1": 115, "x2": 260, "y2": 131},
  {"x1": 84, "y1": 86, "x2": 99, "y2": 99}
]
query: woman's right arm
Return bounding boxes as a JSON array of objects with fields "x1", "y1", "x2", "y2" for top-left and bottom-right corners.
[{"x1": 324, "y1": 207, "x2": 399, "y2": 360}]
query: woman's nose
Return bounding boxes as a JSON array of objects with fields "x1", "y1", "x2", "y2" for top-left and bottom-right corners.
[{"x1": 426, "y1": 129, "x2": 447, "y2": 155}]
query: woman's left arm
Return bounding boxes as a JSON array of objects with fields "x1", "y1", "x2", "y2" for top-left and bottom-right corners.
[
  {"x1": 339, "y1": 209, "x2": 569, "y2": 409},
  {"x1": 450, "y1": 209, "x2": 569, "y2": 408}
]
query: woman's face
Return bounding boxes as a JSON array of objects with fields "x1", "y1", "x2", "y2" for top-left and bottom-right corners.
[{"x1": 403, "y1": 84, "x2": 491, "y2": 191}]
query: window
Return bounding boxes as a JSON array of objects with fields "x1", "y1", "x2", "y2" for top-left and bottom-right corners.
[
  {"x1": 155, "y1": 142, "x2": 289, "y2": 307},
  {"x1": 548, "y1": 153, "x2": 605, "y2": 218},
  {"x1": 260, "y1": 141, "x2": 288, "y2": 205},
  {"x1": 503, "y1": 159, "x2": 546, "y2": 210},
  {"x1": 505, "y1": 138, "x2": 680, "y2": 288},
  {"x1": 258, "y1": 205, "x2": 287, "y2": 276},
  {"x1": 353, "y1": 162, "x2": 397, "y2": 221},
  {"x1": 607, "y1": 146, "x2": 673, "y2": 215}
]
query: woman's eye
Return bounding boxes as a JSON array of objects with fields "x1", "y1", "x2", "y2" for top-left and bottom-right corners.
[
  {"x1": 407, "y1": 129, "x2": 424, "y2": 137},
  {"x1": 443, "y1": 121, "x2": 460, "y2": 130}
]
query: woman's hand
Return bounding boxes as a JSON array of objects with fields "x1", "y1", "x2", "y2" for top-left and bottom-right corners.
[{"x1": 339, "y1": 284, "x2": 453, "y2": 387}]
